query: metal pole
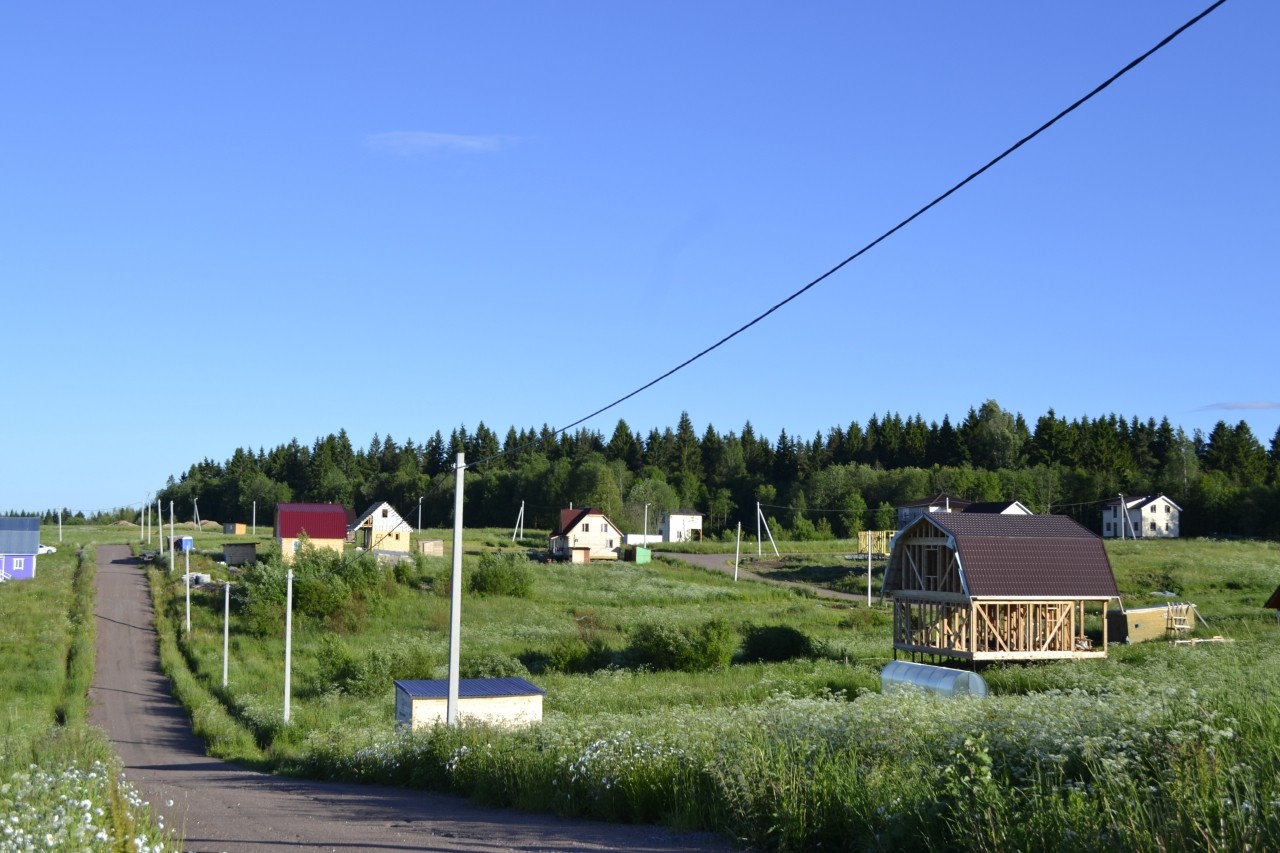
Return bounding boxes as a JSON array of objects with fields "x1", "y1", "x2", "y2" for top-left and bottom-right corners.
[
  {"x1": 756, "y1": 501, "x2": 761, "y2": 557},
  {"x1": 644, "y1": 503, "x2": 649, "y2": 542},
  {"x1": 58, "y1": 509, "x2": 62, "y2": 543},
  {"x1": 169, "y1": 501, "x2": 175, "y2": 571},
  {"x1": 418, "y1": 496, "x2": 423, "y2": 532},
  {"x1": 184, "y1": 548, "x2": 191, "y2": 633},
  {"x1": 734, "y1": 521, "x2": 741, "y2": 582},
  {"x1": 284, "y1": 568, "x2": 293, "y2": 724},
  {"x1": 867, "y1": 542, "x2": 872, "y2": 607},
  {"x1": 252, "y1": 501, "x2": 257, "y2": 536},
  {"x1": 447, "y1": 453, "x2": 465, "y2": 727},
  {"x1": 193, "y1": 497, "x2": 200, "y2": 529},
  {"x1": 223, "y1": 582, "x2": 230, "y2": 688}
]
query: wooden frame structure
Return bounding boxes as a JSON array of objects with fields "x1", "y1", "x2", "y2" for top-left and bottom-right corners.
[{"x1": 885, "y1": 514, "x2": 1119, "y2": 662}]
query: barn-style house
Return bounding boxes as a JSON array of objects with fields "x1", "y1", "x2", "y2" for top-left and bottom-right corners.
[{"x1": 884, "y1": 513, "x2": 1119, "y2": 661}]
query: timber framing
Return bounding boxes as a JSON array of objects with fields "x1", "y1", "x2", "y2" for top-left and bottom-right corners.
[{"x1": 884, "y1": 513, "x2": 1119, "y2": 662}]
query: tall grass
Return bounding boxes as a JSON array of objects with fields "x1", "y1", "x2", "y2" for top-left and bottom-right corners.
[
  {"x1": 147, "y1": 535, "x2": 1280, "y2": 851},
  {"x1": 0, "y1": 540, "x2": 173, "y2": 851}
]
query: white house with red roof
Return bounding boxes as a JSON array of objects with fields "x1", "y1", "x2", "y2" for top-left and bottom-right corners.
[
  {"x1": 276, "y1": 503, "x2": 348, "y2": 562},
  {"x1": 548, "y1": 507, "x2": 621, "y2": 562}
]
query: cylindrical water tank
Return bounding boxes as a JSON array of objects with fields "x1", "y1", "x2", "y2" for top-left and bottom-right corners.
[{"x1": 880, "y1": 660, "x2": 988, "y2": 698}]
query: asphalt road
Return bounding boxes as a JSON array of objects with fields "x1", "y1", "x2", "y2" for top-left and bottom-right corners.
[
  {"x1": 670, "y1": 551, "x2": 864, "y2": 603},
  {"x1": 87, "y1": 545, "x2": 733, "y2": 853}
]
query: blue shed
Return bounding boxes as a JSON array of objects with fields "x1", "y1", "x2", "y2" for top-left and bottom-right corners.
[{"x1": 0, "y1": 517, "x2": 41, "y2": 582}]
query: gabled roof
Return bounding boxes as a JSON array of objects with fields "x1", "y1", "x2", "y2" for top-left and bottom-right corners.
[
  {"x1": 276, "y1": 503, "x2": 348, "y2": 540},
  {"x1": 0, "y1": 517, "x2": 40, "y2": 554},
  {"x1": 350, "y1": 501, "x2": 406, "y2": 529},
  {"x1": 963, "y1": 500, "x2": 1033, "y2": 515},
  {"x1": 1104, "y1": 494, "x2": 1183, "y2": 512},
  {"x1": 890, "y1": 513, "x2": 1119, "y2": 599},
  {"x1": 394, "y1": 677, "x2": 545, "y2": 698},
  {"x1": 551, "y1": 507, "x2": 617, "y2": 536}
]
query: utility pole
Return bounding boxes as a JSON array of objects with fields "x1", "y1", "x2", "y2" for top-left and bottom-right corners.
[{"x1": 447, "y1": 453, "x2": 465, "y2": 727}]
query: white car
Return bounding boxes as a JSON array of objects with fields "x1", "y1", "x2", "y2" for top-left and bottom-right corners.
[{"x1": 38, "y1": 544, "x2": 56, "y2": 555}]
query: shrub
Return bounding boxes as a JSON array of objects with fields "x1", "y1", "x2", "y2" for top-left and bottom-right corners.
[
  {"x1": 315, "y1": 635, "x2": 436, "y2": 697},
  {"x1": 741, "y1": 624, "x2": 815, "y2": 662},
  {"x1": 461, "y1": 651, "x2": 530, "y2": 679},
  {"x1": 469, "y1": 551, "x2": 533, "y2": 598},
  {"x1": 627, "y1": 618, "x2": 737, "y2": 672}
]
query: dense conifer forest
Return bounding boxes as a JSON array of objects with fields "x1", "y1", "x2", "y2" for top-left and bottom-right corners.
[{"x1": 28, "y1": 400, "x2": 1280, "y2": 540}]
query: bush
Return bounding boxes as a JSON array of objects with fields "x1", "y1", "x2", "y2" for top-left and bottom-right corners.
[
  {"x1": 627, "y1": 618, "x2": 737, "y2": 672},
  {"x1": 740, "y1": 624, "x2": 815, "y2": 662},
  {"x1": 460, "y1": 651, "x2": 530, "y2": 679},
  {"x1": 469, "y1": 552, "x2": 533, "y2": 598},
  {"x1": 315, "y1": 635, "x2": 436, "y2": 697}
]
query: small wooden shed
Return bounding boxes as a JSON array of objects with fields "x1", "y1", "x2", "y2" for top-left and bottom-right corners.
[
  {"x1": 884, "y1": 513, "x2": 1119, "y2": 661},
  {"x1": 416, "y1": 539, "x2": 444, "y2": 557},
  {"x1": 1107, "y1": 603, "x2": 1197, "y2": 643},
  {"x1": 394, "y1": 677, "x2": 545, "y2": 729}
]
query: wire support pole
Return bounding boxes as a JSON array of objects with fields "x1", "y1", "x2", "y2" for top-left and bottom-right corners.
[{"x1": 447, "y1": 453, "x2": 466, "y2": 727}]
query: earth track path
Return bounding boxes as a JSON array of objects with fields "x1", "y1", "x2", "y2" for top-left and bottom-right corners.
[{"x1": 87, "y1": 544, "x2": 731, "y2": 853}]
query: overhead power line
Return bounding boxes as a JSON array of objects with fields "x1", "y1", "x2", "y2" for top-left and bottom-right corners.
[{"x1": 472, "y1": 0, "x2": 1226, "y2": 470}]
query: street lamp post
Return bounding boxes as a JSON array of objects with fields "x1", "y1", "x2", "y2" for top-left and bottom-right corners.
[{"x1": 418, "y1": 496, "x2": 423, "y2": 532}]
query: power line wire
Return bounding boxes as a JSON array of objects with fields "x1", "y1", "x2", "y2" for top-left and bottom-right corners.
[{"x1": 472, "y1": 0, "x2": 1227, "y2": 469}]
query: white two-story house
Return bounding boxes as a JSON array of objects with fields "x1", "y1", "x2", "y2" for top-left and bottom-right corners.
[
  {"x1": 549, "y1": 507, "x2": 622, "y2": 562},
  {"x1": 1102, "y1": 494, "x2": 1181, "y2": 539}
]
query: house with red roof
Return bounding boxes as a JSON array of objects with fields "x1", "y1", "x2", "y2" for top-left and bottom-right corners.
[
  {"x1": 275, "y1": 503, "x2": 348, "y2": 563},
  {"x1": 548, "y1": 507, "x2": 621, "y2": 562},
  {"x1": 884, "y1": 513, "x2": 1119, "y2": 661}
]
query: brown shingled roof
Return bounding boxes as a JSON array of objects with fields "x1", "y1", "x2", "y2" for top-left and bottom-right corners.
[{"x1": 907, "y1": 513, "x2": 1119, "y2": 599}]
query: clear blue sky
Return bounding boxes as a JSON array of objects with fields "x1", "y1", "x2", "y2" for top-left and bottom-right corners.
[{"x1": 3, "y1": 1, "x2": 1276, "y2": 515}]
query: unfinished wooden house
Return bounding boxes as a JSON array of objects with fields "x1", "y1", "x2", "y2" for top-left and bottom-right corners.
[{"x1": 884, "y1": 513, "x2": 1119, "y2": 662}]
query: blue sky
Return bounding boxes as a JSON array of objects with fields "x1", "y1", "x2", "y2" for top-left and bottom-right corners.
[{"x1": 3, "y1": 1, "x2": 1276, "y2": 515}]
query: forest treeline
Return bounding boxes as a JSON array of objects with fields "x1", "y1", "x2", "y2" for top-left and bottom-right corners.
[{"x1": 30, "y1": 400, "x2": 1280, "y2": 540}]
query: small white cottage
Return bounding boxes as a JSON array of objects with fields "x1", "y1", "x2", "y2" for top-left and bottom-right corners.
[
  {"x1": 659, "y1": 509, "x2": 703, "y2": 543},
  {"x1": 548, "y1": 507, "x2": 621, "y2": 561},
  {"x1": 394, "y1": 678, "x2": 545, "y2": 729},
  {"x1": 350, "y1": 501, "x2": 412, "y2": 555}
]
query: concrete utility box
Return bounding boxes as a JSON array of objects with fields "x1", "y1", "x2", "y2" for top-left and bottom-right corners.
[
  {"x1": 224, "y1": 542, "x2": 257, "y2": 567},
  {"x1": 223, "y1": 523, "x2": 247, "y2": 535},
  {"x1": 416, "y1": 539, "x2": 444, "y2": 557},
  {"x1": 394, "y1": 678, "x2": 545, "y2": 729}
]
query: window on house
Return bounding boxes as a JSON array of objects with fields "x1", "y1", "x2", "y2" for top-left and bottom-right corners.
[
  {"x1": 1165, "y1": 505, "x2": 1171, "y2": 513},
  {"x1": 1104, "y1": 523, "x2": 1112, "y2": 534},
  {"x1": 582, "y1": 523, "x2": 589, "y2": 532},
  {"x1": 602, "y1": 523, "x2": 609, "y2": 533},
  {"x1": 607, "y1": 539, "x2": 614, "y2": 548},
  {"x1": 382, "y1": 508, "x2": 389, "y2": 518},
  {"x1": 14, "y1": 558, "x2": 23, "y2": 571},
  {"x1": 1165, "y1": 522, "x2": 1171, "y2": 532},
  {"x1": 1150, "y1": 521, "x2": 1157, "y2": 531}
]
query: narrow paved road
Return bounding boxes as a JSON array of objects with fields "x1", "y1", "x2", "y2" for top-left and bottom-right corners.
[
  {"x1": 88, "y1": 545, "x2": 732, "y2": 853},
  {"x1": 671, "y1": 552, "x2": 865, "y2": 603}
]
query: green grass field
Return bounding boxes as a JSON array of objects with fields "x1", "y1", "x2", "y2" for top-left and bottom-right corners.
[
  {"x1": 0, "y1": 526, "x2": 172, "y2": 852},
  {"x1": 135, "y1": 528, "x2": 1280, "y2": 851},
  {"x1": 10, "y1": 522, "x2": 1280, "y2": 850}
]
